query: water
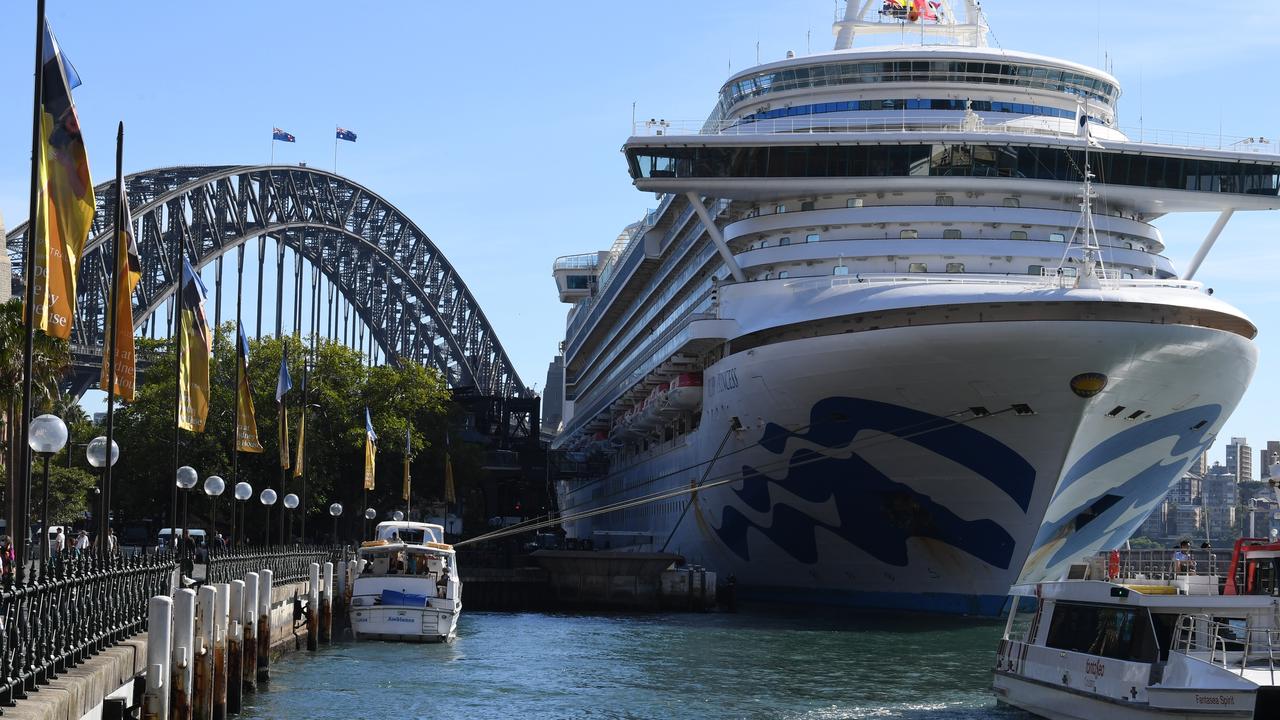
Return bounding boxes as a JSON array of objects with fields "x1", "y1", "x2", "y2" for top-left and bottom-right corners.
[{"x1": 238, "y1": 611, "x2": 1035, "y2": 719}]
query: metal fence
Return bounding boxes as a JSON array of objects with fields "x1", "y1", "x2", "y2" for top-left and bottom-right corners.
[
  {"x1": 0, "y1": 552, "x2": 177, "y2": 706},
  {"x1": 205, "y1": 545, "x2": 351, "y2": 586}
]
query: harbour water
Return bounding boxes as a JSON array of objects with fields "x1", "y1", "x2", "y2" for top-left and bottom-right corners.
[{"x1": 238, "y1": 611, "x2": 1032, "y2": 719}]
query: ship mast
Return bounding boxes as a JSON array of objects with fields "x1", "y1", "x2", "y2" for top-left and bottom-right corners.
[{"x1": 833, "y1": 0, "x2": 988, "y2": 50}]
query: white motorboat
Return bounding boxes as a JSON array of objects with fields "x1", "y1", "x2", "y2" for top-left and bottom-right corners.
[
  {"x1": 349, "y1": 521, "x2": 462, "y2": 643},
  {"x1": 993, "y1": 539, "x2": 1280, "y2": 718}
]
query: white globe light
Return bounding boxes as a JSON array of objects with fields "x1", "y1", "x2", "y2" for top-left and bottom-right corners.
[
  {"x1": 284, "y1": 493, "x2": 299, "y2": 509},
  {"x1": 260, "y1": 488, "x2": 278, "y2": 506},
  {"x1": 392, "y1": 511, "x2": 404, "y2": 521},
  {"x1": 204, "y1": 475, "x2": 225, "y2": 497},
  {"x1": 364, "y1": 508, "x2": 376, "y2": 520},
  {"x1": 85, "y1": 436, "x2": 119, "y2": 468},
  {"x1": 234, "y1": 482, "x2": 253, "y2": 501},
  {"x1": 329, "y1": 503, "x2": 343, "y2": 517},
  {"x1": 28, "y1": 414, "x2": 68, "y2": 454},
  {"x1": 176, "y1": 465, "x2": 199, "y2": 489}
]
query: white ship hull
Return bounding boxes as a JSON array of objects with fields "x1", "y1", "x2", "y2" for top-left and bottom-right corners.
[{"x1": 558, "y1": 302, "x2": 1255, "y2": 615}]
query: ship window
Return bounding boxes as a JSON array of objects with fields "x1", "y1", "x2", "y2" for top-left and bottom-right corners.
[
  {"x1": 833, "y1": 265, "x2": 849, "y2": 275},
  {"x1": 1003, "y1": 197, "x2": 1020, "y2": 208},
  {"x1": 778, "y1": 271, "x2": 789, "y2": 278},
  {"x1": 1045, "y1": 602, "x2": 1158, "y2": 663},
  {"x1": 764, "y1": 272, "x2": 772, "y2": 280},
  {"x1": 900, "y1": 229, "x2": 919, "y2": 239},
  {"x1": 1123, "y1": 272, "x2": 1133, "y2": 279},
  {"x1": 847, "y1": 198, "x2": 863, "y2": 208},
  {"x1": 908, "y1": 263, "x2": 927, "y2": 273},
  {"x1": 946, "y1": 262, "x2": 965, "y2": 273},
  {"x1": 1010, "y1": 231, "x2": 1028, "y2": 240},
  {"x1": 943, "y1": 229, "x2": 962, "y2": 239},
  {"x1": 801, "y1": 201, "x2": 815, "y2": 211},
  {"x1": 935, "y1": 195, "x2": 954, "y2": 206},
  {"x1": 776, "y1": 204, "x2": 787, "y2": 214},
  {"x1": 1049, "y1": 232, "x2": 1065, "y2": 242},
  {"x1": 778, "y1": 236, "x2": 791, "y2": 246},
  {"x1": 806, "y1": 233, "x2": 820, "y2": 243}
]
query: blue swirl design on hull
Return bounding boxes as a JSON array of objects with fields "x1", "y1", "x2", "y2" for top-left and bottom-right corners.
[
  {"x1": 1031, "y1": 404, "x2": 1221, "y2": 569},
  {"x1": 714, "y1": 397, "x2": 1036, "y2": 569}
]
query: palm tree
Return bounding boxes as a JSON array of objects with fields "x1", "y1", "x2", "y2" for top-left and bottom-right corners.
[{"x1": 0, "y1": 298, "x2": 72, "y2": 491}]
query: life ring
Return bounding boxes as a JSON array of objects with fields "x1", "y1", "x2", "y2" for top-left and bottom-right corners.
[{"x1": 1108, "y1": 550, "x2": 1120, "y2": 579}]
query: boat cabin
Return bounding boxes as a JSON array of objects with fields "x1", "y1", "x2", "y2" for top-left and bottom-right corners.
[{"x1": 372, "y1": 521, "x2": 444, "y2": 545}]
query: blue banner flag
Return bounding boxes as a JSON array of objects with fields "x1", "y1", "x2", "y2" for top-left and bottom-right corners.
[
  {"x1": 275, "y1": 350, "x2": 293, "y2": 401},
  {"x1": 272, "y1": 127, "x2": 296, "y2": 142},
  {"x1": 336, "y1": 127, "x2": 357, "y2": 142}
]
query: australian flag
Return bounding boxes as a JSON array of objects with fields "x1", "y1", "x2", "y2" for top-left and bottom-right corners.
[
  {"x1": 272, "y1": 127, "x2": 296, "y2": 142},
  {"x1": 336, "y1": 127, "x2": 357, "y2": 142}
]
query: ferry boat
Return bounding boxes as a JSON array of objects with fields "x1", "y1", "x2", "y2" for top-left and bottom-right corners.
[
  {"x1": 349, "y1": 521, "x2": 461, "y2": 642},
  {"x1": 547, "y1": 0, "x2": 1280, "y2": 615},
  {"x1": 992, "y1": 539, "x2": 1280, "y2": 718}
]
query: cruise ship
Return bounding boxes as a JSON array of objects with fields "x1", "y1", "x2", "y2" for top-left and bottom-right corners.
[{"x1": 546, "y1": 1, "x2": 1280, "y2": 615}]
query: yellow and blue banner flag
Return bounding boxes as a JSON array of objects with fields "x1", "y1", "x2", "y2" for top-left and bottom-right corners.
[
  {"x1": 100, "y1": 183, "x2": 141, "y2": 399},
  {"x1": 177, "y1": 258, "x2": 212, "y2": 432},
  {"x1": 235, "y1": 323, "x2": 264, "y2": 453},
  {"x1": 363, "y1": 407, "x2": 377, "y2": 491},
  {"x1": 402, "y1": 427, "x2": 411, "y2": 502},
  {"x1": 29, "y1": 20, "x2": 95, "y2": 340},
  {"x1": 276, "y1": 348, "x2": 292, "y2": 469},
  {"x1": 293, "y1": 407, "x2": 306, "y2": 478}
]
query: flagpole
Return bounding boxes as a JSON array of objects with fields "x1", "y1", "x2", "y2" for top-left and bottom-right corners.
[
  {"x1": 16, "y1": 0, "x2": 48, "y2": 577},
  {"x1": 333, "y1": 127, "x2": 338, "y2": 174},
  {"x1": 232, "y1": 244, "x2": 244, "y2": 545},
  {"x1": 102, "y1": 121, "x2": 125, "y2": 553},
  {"x1": 270, "y1": 128, "x2": 275, "y2": 165},
  {"x1": 171, "y1": 204, "x2": 184, "y2": 552}
]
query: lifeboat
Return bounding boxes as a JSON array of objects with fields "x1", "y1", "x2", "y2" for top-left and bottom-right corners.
[
  {"x1": 633, "y1": 383, "x2": 669, "y2": 432},
  {"x1": 665, "y1": 372, "x2": 703, "y2": 412}
]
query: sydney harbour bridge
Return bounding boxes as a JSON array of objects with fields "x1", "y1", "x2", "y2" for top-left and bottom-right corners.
[{"x1": 5, "y1": 165, "x2": 527, "y2": 402}]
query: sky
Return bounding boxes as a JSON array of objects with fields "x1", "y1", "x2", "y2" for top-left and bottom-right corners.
[{"x1": 2, "y1": 1, "x2": 1279, "y2": 472}]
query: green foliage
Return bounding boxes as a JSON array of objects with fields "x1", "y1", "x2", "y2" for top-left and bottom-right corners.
[
  {"x1": 42, "y1": 464, "x2": 99, "y2": 526},
  {"x1": 108, "y1": 325, "x2": 456, "y2": 535},
  {"x1": 1126, "y1": 536, "x2": 1163, "y2": 550}
]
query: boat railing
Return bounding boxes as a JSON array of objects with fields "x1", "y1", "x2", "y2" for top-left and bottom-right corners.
[
  {"x1": 1095, "y1": 548, "x2": 1225, "y2": 585},
  {"x1": 829, "y1": 272, "x2": 1202, "y2": 293},
  {"x1": 632, "y1": 116, "x2": 1280, "y2": 155},
  {"x1": 1173, "y1": 614, "x2": 1280, "y2": 684}
]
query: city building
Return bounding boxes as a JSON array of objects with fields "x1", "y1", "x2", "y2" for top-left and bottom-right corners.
[
  {"x1": 1261, "y1": 440, "x2": 1280, "y2": 480},
  {"x1": 540, "y1": 355, "x2": 564, "y2": 437},
  {"x1": 1200, "y1": 464, "x2": 1239, "y2": 541},
  {"x1": 0, "y1": 209, "x2": 10, "y2": 304},
  {"x1": 1226, "y1": 437, "x2": 1253, "y2": 483},
  {"x1": 1192, "y1": 451, "x2": 1208, "y2": 476}
]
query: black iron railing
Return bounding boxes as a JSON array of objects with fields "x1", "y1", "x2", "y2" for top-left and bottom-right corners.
[
  {"x1": 205, "y1": 545, "x2": 351, "y2": 586},
  {"x1": 0, "y1": 552, "x2": 176, "y2": 707}
]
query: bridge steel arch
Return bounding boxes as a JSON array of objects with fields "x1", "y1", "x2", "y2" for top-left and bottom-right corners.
[{"x1": 5, "y1": 165, "x2": 526, "y2": 398}]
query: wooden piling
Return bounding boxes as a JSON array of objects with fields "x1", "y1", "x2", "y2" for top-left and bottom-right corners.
[
  {"x1": 142, "y1": 596, "x2": 173, "y2": 720},
  {"x1": 227, "y1": 580, "x2": 244, "y2": 714},
  {"x1": 256, "y1": 569, "x2": 273, "y2": 683},
  {"x1": 171, "y1": 589, "x2": 196, "y2": 720},
  {"x1": 307, "y1": 563, "x2": 320, "y2": 651},
  {"x1": 212, "y1": 584, "x2": 229, "y2": 720},
  {"x1": 320, "y1": 562, "x2": 334, "y2": 644},
  {"x1": 242, "y1": 572, "x2": 258, "y2": 694},
  {"x1": 193, "y1": 586, "x2": 215, "y2": 720}
]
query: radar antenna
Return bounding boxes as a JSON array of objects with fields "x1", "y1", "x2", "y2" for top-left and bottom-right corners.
[{"x1": 833, "y1": 1, "x2": 988, "y2": 49}]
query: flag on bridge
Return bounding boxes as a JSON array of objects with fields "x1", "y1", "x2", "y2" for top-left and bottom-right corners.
[
  {"x1": 363, "y1": 407, "x2": 378, "y2": 491},
  {"x1": 177, "y1": 258, "x2": 212, "y2": 432},
  {"x1": 336, "y1": 127, "x2": 357, "y2": 142},
  {"x1": 276, "y1": 346, "x2": 293, "y2": 469},
  {"x1": 100, "y1": 181, "x2": 141, "y2": 400},
  {"x1": 29, "y1": 19, "x2": 95, "y2": 340},
  {"x1": 234, "y1": 323, "x2": 264, "y2": 453},
  {"x1": 272, "y1": 127, "x2": 296, "y2": 142},
  {"x1": 293, "y1": 406, "x2": 306, "y2": 478}
]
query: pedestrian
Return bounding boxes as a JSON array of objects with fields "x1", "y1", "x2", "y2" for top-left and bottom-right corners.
[
  {"x1": 75, "y1": 530, "x2": 90, "y2": 556},
  {"x1": 107, "y1": 528, "x2": 118, "y2": 555},
  {"x1": 53, "y1": 528, "x2": 66, "y2": 559},
  {"x1": 0, "y1": 535, "x2": 10, "y2": 576}
]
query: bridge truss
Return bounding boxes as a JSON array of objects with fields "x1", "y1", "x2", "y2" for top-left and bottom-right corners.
[{"x1": 5, "y1": 165, "x2": 526, "y2": 398}]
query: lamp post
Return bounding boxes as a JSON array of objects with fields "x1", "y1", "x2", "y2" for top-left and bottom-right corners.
[
  {"x1": 233, "y1": 482, "x2": 252, "y2": 546},
  {"x1": 260, "y1": 489, "x2": 277, "y2": 549},
  {"x1": 176, "y1": 466, "x2": 198, "y2": 566},
  {"x1": 85, "y1": 436, "x2": 119, "y2": 553},
  {"x1": 364, "y1": 507, "x2": 375, "y2": 540},
  {"x1": 204, "y1": 475, "x2": 225, "y2": 551},
  {"x1": 28, "y1": 414, "x2": 68, "y2": 567},
  {"x1": 328, "y1": 503, "x2": 343, "y2": 546},
  {"x1": 283, "y1": 493, "x2": 299, "y2": 545}
]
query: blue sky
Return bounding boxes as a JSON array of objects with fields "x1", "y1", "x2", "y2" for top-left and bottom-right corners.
[{"x1": 2, "y1": 1, "x2": 1278, "y2": 472}]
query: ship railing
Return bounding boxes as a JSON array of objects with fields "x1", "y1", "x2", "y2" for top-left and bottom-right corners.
[
  {"x1": 633, "y1": 117, "x2": 1279, "y2": 155},
  {"x1": 1092, "y1": 548, "x2": 1225, "y2": 585},
  {"x1": 829, "y1": 272, "x2": 1203, "y2": 292},
  {"x1": 1173, "y1": 614, "x2": 1280, "y2": 684}
]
